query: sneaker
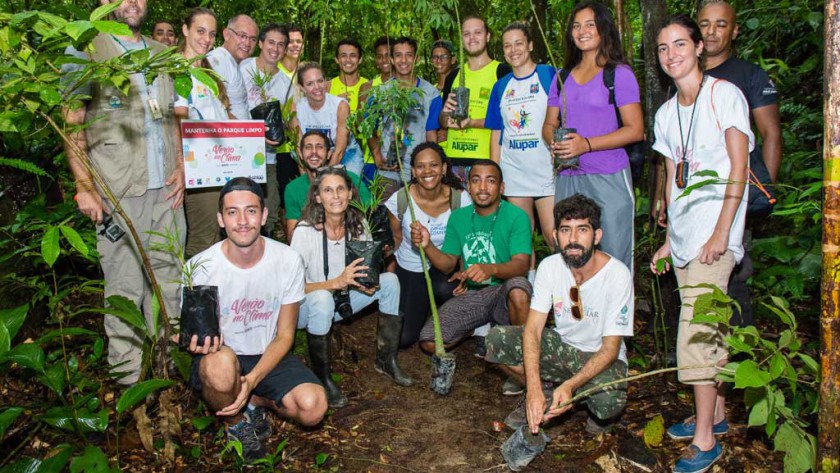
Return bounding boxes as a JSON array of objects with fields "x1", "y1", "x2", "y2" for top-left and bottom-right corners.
[
  {"x1": 474, "y1": 336, "x2": 487, "y2": 358},
  {"x1": 504, "y1": 383, "x2": 553, "y2": 430},
  {"x1": 667, "y1": 416, "x2": 729, "y2": 440},
  {"x1": 502, "y1": 377, "x2": 524, "y2": 396},
  {"x1": 585, "y1": 416, "x2": 615, "y2": 435},
  {"x1": 673, "y1": 442, "x2": 723, "y2": 473},
  {"x1": 501, "y1": 424, "x2": 550, "y2": 472},
  {"x1": 246, "y1": 405, "x2": 272, "y2": 441},
  {"x1": 227, "y1": 414, "x2": 266, "y2": 463}
]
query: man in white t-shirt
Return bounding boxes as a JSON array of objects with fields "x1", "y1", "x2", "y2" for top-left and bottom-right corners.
[
  {"x1": 207, "y1": 14, "x2": 257, "y2": 120},
  {"x1": 185, "y1": 177, "x2": 326, "y2": 462},
  {"x1": 486, "y1": 194, "x2": 633, "y2": 440}
]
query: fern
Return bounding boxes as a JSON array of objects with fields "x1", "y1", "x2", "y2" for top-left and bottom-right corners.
[{"x1": 0, "y1": 157, "x2": 50, "y2": 178}]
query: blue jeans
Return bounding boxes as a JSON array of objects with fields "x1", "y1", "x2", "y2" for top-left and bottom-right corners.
[{"x1": 297, "y1": 272, "x2": 401, "y2": 335}]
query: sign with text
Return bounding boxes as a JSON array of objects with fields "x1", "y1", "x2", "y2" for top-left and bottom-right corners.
[{"x1": 181, "y1": 120, "x2": 266, "y2": 189}]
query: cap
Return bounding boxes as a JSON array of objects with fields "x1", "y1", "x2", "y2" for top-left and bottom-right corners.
[{"x1": 218, "y1": 177, "x2": 264, "y2": 202}]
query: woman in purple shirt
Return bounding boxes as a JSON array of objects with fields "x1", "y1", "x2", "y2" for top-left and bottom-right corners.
[{"x1": 541, "y1": 1, "x2": 643, "y2": 270}]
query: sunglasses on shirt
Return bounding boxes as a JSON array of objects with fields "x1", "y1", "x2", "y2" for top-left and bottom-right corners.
[{"x1": 569, "y1": 285, "x2": 583, "y2": 321}]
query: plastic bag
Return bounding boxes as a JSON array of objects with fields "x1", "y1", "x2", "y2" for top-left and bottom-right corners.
[
  {"x1": 367, "y1": 205, "x2": 394, "y2": 248},
  {"x1": 249, "y1": 100, "x2": 286, "y2": 144},
  {"x1": 346, "y1": 240, "x2": 385, "y2": 289},
  {"x1": 179, "y1": 285, "x2": 221, "y2": 349}
]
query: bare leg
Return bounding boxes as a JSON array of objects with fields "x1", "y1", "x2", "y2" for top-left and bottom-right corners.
[
  {"x1": 198, "y1": 347, "x2": 244, "y2": 424},
  {"x1": 498, "y1": 364, "x2": 526, "y2": 385},
  {"x1": 534, "y1": 196, "x2": 556, "y2": 250},
  {"x1": 256, "y1": 383, "x2": 327, "y2": 427},
  {"x1": 714, "y1": 382, "x2": 727, "y2": 424},
  {"x1": 692, "y1": 383, "x2": 719, "y2": 450},
  {"x1": 507, "y1": 288, "x2": 531, "y2": 326}
]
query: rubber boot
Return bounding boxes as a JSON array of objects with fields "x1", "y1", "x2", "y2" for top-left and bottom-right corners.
[
  {"x1": 375, "y1": 314, "x2": 413, "y2": 386},
  {"x1": 307, "y1": 333, "x2": 348, "y2": 408}
]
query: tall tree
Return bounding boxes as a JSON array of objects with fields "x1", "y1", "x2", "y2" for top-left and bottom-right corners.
[{"x1": 820, "y1": 1, "x2": 840, "y2": 468}]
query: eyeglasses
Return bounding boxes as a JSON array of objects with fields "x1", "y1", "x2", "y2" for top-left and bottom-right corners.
[
  {"x1": 431, "y1": 54, "x2": 451, "y2": 61},
  {"x1": 228, "y1": 28, "x2": 257, "y2": 44},
  {"x1": 316, "y1": 164, "x2": 345, "y2": 175},
  {"x1": 569, "y1": 285, "x2": 583, "y2": 320}
]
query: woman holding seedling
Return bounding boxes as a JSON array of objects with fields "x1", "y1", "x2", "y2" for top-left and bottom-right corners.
[
  {"x1": 542, "y1": 1, "x2": 643, "y2": 271},
  {"x1": 650, "y1": 14, "x2": 751, "y2": 473},
  {"x1": 174, "y1": 7, "x2": 234, "y2": 258},
  {"x1": 486, "y1": 21, "x2": 556, "y2": 284}
]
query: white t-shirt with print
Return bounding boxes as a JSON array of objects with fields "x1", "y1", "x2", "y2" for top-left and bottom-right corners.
[
  {"x1": 188, "y1": 238, "x2": 306, "y2": 356},
  {"x1": 207, "y1": 47, "x2": 249, "y2": 120},
  {"x1": 174, "y1": 75, "x2": 228, "y2": 121},
  {"x1": 384, "y1": 188, "x2": 472, "y2": 272},
  {"x1": 530, "y1": 253, "x2": 634, "y2": 362},
  {"x1": 652, "y1": 78, "x2": 754, "y2": 268},
  {"x1": 239, "y1": 57, "x2": 292, "y2": 165}
]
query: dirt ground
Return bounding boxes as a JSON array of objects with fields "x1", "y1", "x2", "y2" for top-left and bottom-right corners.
[{"x1": 164, "y1": 311, "x2": 786, "y2": 473}]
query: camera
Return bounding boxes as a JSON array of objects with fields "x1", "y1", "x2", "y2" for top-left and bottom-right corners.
[
  {"x1": 100, "y1": 215, "x2": 126, "y2": 243},
  {"x1": 333, "y1": 288, "x2": 353, "y2": 319}
]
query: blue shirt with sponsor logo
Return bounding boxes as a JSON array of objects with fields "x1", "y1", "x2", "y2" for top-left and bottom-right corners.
[{"x1": 485, "y1": 64, "x2": 555, "y2": 197}]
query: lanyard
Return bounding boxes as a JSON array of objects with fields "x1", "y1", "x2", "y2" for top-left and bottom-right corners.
[
  {"x1": 677, "y1": 74, "x2": 706, "y2": 165},
  {"x1": 110, "y1": 34, "x2": 147, "y2": 53}
]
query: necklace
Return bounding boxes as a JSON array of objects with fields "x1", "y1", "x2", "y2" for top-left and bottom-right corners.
[{"x1": 677, "y1": 74, "x2": 706, "y2": 164}]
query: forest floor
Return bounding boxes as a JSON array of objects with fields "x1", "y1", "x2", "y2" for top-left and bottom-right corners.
[{"x1": 105, "y1": 309, "x2": 788, "y2": 473}]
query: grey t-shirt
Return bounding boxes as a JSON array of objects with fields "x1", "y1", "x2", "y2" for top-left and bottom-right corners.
[
  {"x1": 377, "y1": 78, "x2": 438, "y2": 183},
  {"x1": 62, "y1": 37, "x2": 166, "y2": 188}
]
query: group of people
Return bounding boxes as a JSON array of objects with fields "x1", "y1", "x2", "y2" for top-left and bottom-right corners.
[{"x1": 62, "y1": 0, "x2": 780, "y2": 471}]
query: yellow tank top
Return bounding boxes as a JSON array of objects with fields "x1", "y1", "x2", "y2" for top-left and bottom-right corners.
[
  {"x1": 444, "y1": 60, "x2": 500, "y2": 161},
  {"x1": 330, "y1": 76, "x2": 368, "y2": 112}
]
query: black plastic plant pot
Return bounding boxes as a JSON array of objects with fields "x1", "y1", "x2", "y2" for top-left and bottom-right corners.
[
  {"x1": 346, "y1": 240, "x2": 385, "y2": 289},
  {"x1": 430, "y1": 352, "x2": 456, "y2": 395},
  {"x1": 250, "y1": 100, "x2": 286, "y2": 144},
  {"x1": 179, "y1": 285, "x2": 221, "y2": 349},
  {"x1": 451, "y1": 86, "x2": 470, "y2": 122},
  {"x1": 385, "y1": 141, "x2": 399, "y2": 168},
  {"x1": 552, "y1": 127, "x2": 580, "y2": 170},
  {"x1": 368, "y1": 205, "x2": 395, "y2": 248}
]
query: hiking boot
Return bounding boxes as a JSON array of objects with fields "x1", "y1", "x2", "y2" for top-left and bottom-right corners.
[
  {"x1": 502, "y1": 377, "x2": 524, "y2": 396},
  {"x1": 374, "y1": 314, "x2": 413, "y2": 386},
  {"x1": 307, "y1": 332, "x2": 348, "y2": 408},
  {"x1": 585, "y1": 416, "x2": 615, "y2": 435},
  {"x1": 673, "y1": 442, "x2": 723, "y2": 473},
  {"x1": 667, "y1": 416, "x2": 729, "y2": 440},
  {"x1": 474, "y1": 336, "x2": 487, "y2": 358},
  {"x1": 500, "y1": 424, "x2": 550, "y2": 472},
  {"x1": 246, "y1": 405, "x2": 272, "y2": 441},
  {"x1": 504, "y1": 382, "x2": 554, "y2": 430},
  {"x1": 227, "y1": 414, "x2": 266, "y2": 463}
]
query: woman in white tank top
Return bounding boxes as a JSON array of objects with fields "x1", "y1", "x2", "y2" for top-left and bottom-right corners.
[{"x1": 291, "y1": 62, "x2": 350, "y2": 167}]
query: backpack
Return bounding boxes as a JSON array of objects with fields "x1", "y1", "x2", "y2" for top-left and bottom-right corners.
[
  {"x1": 396, "y1": 186, "x2": 463, "y2": 222},
  {"x1": 557, "y1": 66, "x2": 647, "y2": 184}
]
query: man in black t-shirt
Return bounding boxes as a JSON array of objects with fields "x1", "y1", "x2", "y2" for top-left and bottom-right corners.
[{"x1": 695, "y1": 0, "x2": 783, "y2": 327}]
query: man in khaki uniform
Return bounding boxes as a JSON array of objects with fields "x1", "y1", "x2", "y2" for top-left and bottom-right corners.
[{"x1": 62, "y1": 0, "x2": 186, "y2": 384}]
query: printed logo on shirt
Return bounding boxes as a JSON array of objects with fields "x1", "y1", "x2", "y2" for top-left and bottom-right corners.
[
  {"x1": 529, "y1": 83, "x2": 539, "y2": 94},
  {"x1": 552, "y1": 294, "x2": 564, "y2": 316},
  {"x1": 227, "y1": 297, "x2": 278, "y2": 327},
  {"x1": 463, "y1": 230, "x2": 497, "y2": 266},
  {"x1": 508, "y1": 107, "x2": 530, "y2": 130},
  {"x1": 451, "y1": 141, "x2": 479, "y2": 152},
  {"x1": 763, "y1": 81, "x2": 777, "y2": 96},
  {"x1": 509, "y1": 139, "x2": 540, "y2": 150},
  {"x1": 480, "y1": 87, "x2": 491, "y2": 100},
  {"x1": 195, "y1": 84, "x2": 211, "y2": 100},
  {"x1": 505, "y1": 89, "x2": 516, "y2": 99},
  {"x1": 616, "y1": 305, "x2": 630, "y2": 326}
]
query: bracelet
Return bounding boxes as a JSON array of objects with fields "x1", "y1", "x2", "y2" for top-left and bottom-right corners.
[{"x1": 584, "y1": 137, "x2": 592, "y2": 153}]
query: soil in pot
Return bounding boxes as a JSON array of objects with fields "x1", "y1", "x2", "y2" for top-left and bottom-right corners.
[
  {"x1": 430, "y1": 352, "x2": 456, "y2": 395},
  {"x1": 450, "y1": 87, "x2": 470, "y2": 123}
]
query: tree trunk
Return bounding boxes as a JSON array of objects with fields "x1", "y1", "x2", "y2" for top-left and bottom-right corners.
[
  {"x1": 613, "y1": 0, "x2": 632, "y2": 61},
  {"x1": 530, "y1": 0, "x2": 549, "y2": 64},
  {"x1": 820, "y1": 1, "x2": 840, "y2": 469}
]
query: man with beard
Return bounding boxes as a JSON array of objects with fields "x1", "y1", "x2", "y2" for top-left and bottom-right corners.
[
  {"x1": 151, "y1": 20, "x2": 177, "y2": 46},
  {"x1": 62, "y1": 0, "x2": 185, "y2": 385},
  {"x1": 283, "y1": 130, "x2": 371, "y2": 240},
  {"x1": 411, "y1": 160, "x2": 531, "y2": 358},
  {"x1": 485, "y1": 194, "x2": 634, "y2": 438},
  {"x1": 207, "y1": 14, "x2": 257, "y2": 120},
  {"x1": 185, "y1": 177, "x2": 326, "y2": 462}
]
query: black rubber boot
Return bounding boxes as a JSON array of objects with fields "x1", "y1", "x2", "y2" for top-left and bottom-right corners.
[
  {"x1": 307, "y1": 332, "x2": 348, "y2": 408},
  {"x1": 375, "y1": 315, "x2": 413, "y2": 386}
]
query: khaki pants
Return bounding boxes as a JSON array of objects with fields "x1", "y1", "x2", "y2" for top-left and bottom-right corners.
[
  {"x1": 99, "y1": 188, "x2": 186, "y2": 384},
  {"x1": 674, "y1": 251, "x2": 736, "y2": 385},
  {"x1": 185, "y1": 188, "x2": 221, "y2": 258}
]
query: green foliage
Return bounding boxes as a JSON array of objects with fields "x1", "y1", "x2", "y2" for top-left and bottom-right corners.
[
  {"x1": 689, "y1": 286, "x2": 818, "y2": 472},
  {"x1": 116, "y1": 379, "x2": 175, "y2": 414},
  {"x1": 643, "y1": 414, "x2": 664, "y2": 448}
]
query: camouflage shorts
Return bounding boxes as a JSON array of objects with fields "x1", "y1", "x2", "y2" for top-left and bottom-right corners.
[{"x1": 485, "y1": 325, "x2": 628, "y2": 420}]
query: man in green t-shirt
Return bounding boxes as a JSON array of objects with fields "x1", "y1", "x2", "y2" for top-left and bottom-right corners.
[
  {"x1": 411, "y1": 160, "x2": 532, "y2": 355},
  {"x1": 284, "y1": 130, "x2": 371, "y2": 240}
]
